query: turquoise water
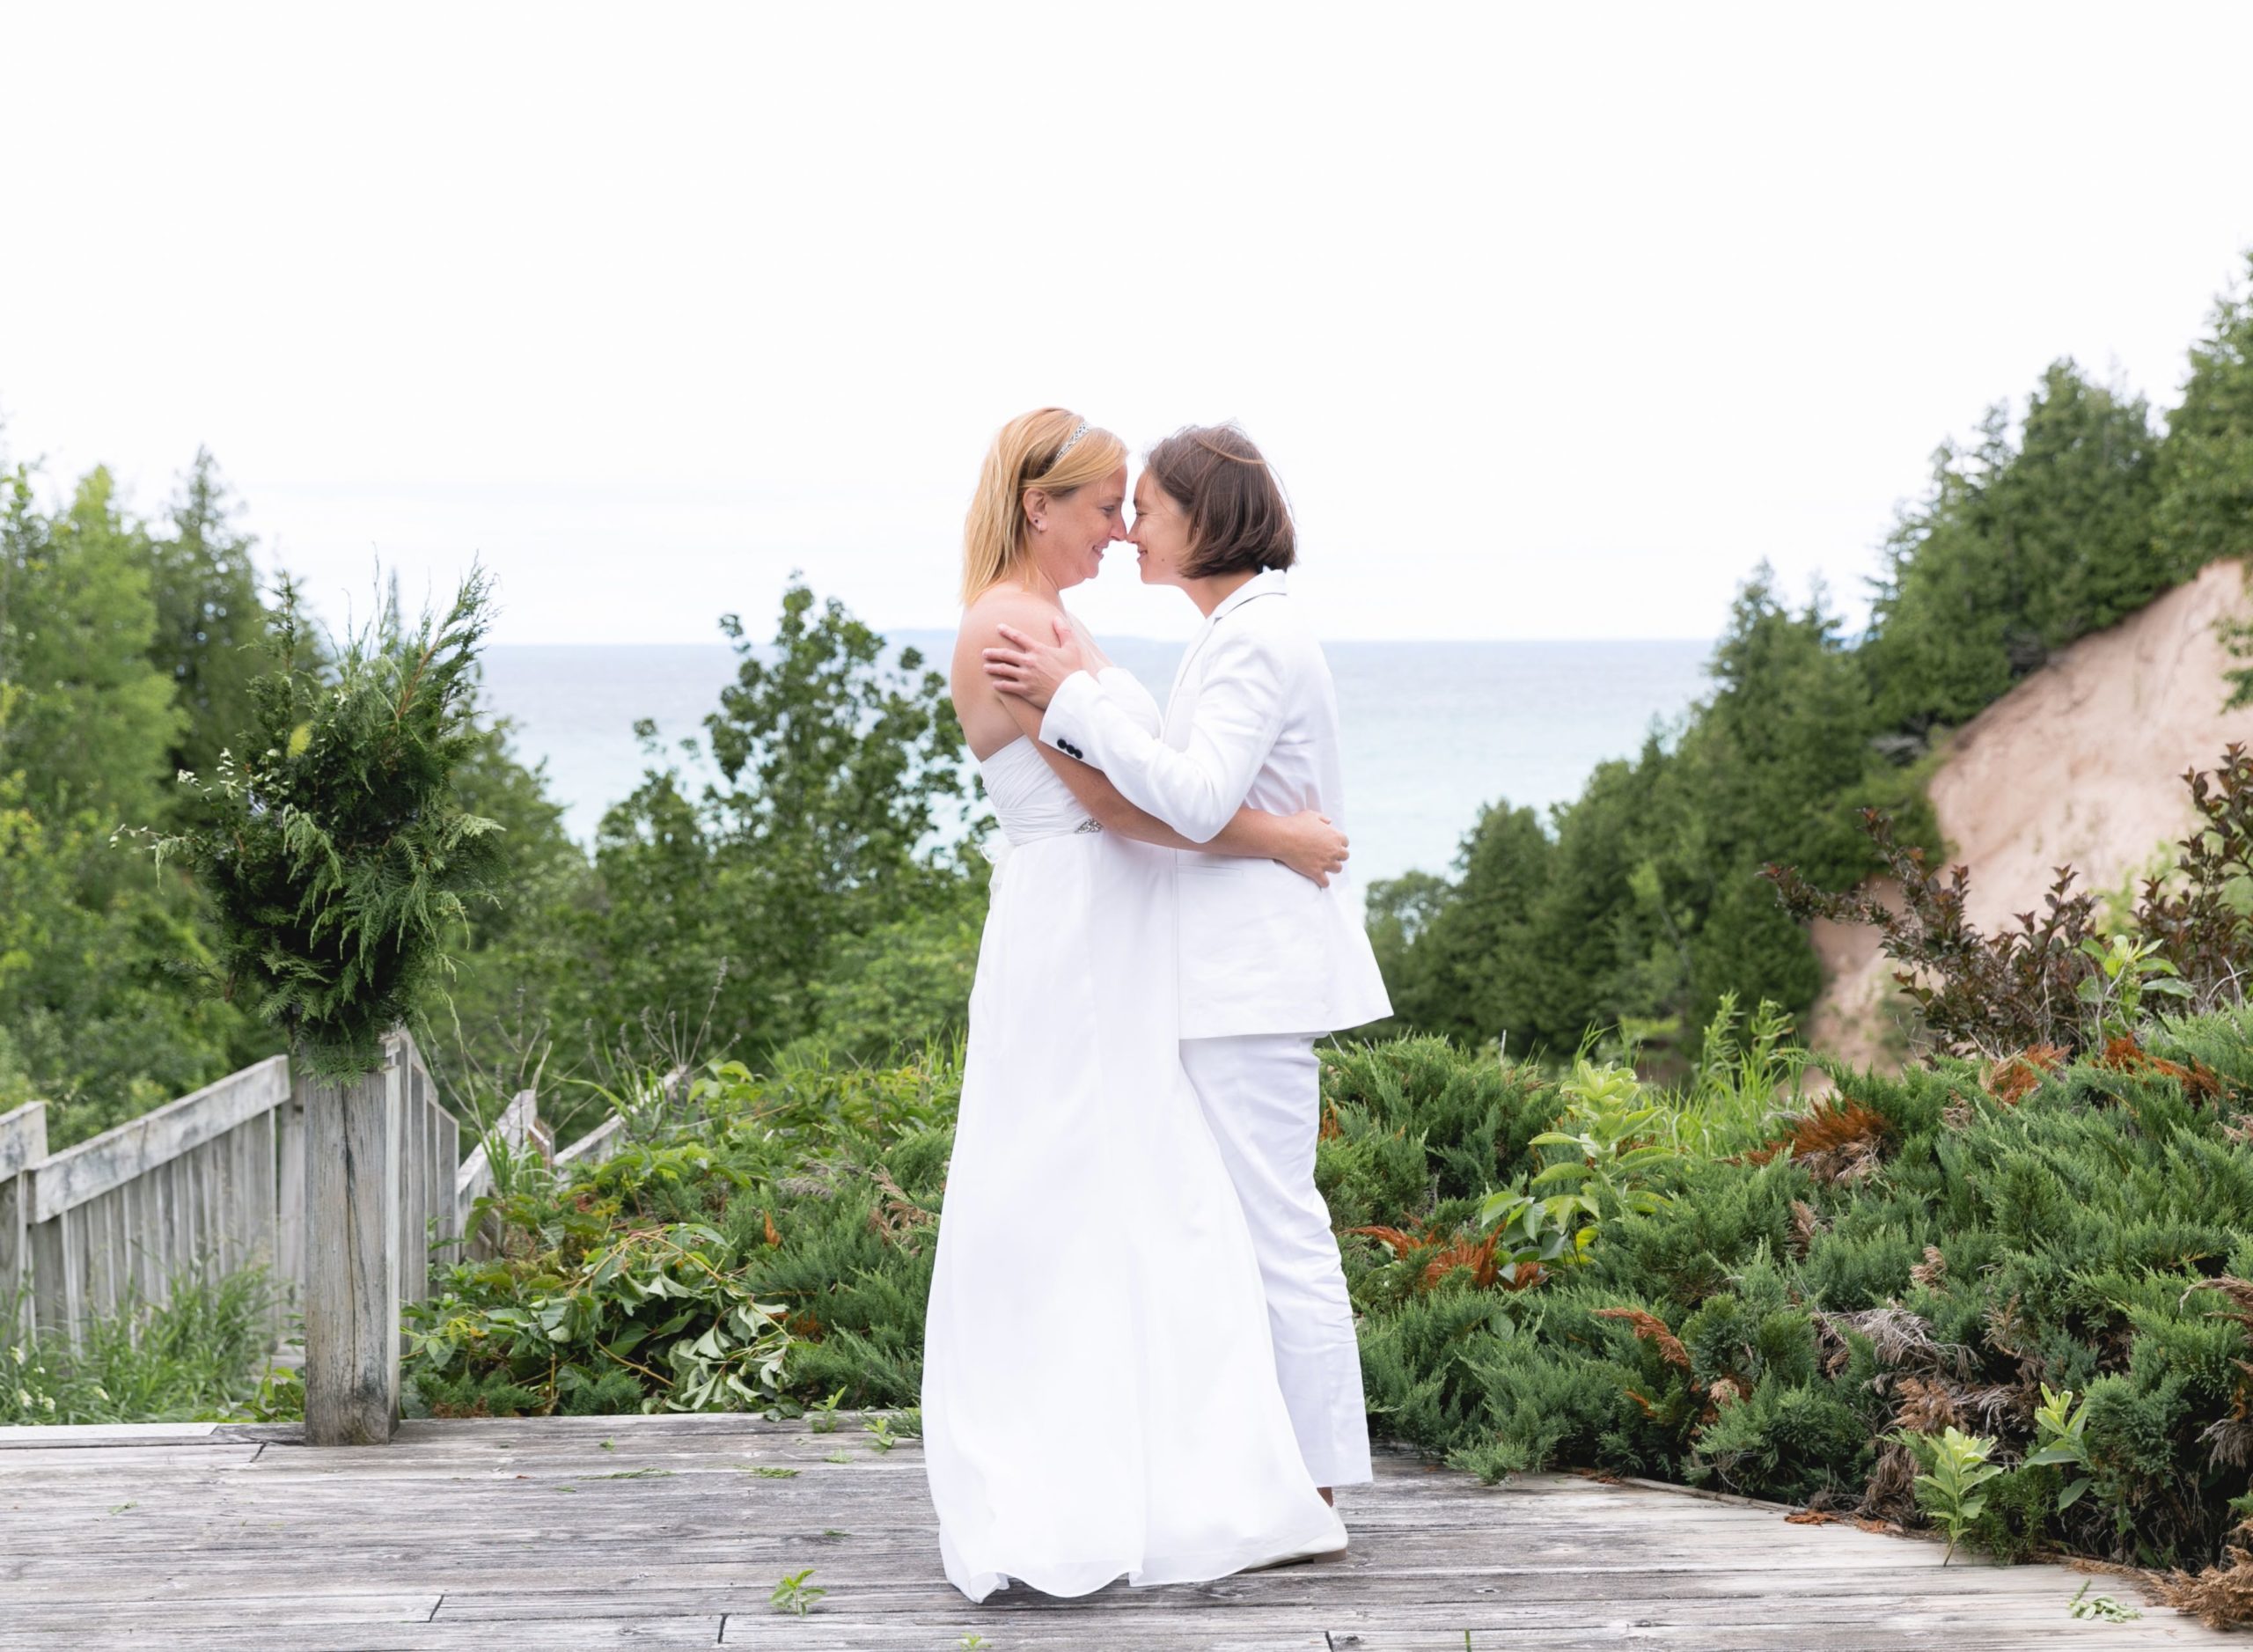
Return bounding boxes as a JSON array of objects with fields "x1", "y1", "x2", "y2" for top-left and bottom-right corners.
[{"x1": 478, "y1": 635, "x2": 1712, "y2": 885}]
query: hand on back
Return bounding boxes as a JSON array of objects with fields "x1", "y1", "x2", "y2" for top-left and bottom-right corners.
[{"x1": 983, "y1": 613, "x2": 1090, "y2": 712}]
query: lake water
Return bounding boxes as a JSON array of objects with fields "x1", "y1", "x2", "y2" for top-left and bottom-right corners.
[{"x1": 478, "y1": 635, "x2": 1713, "y2": 884}]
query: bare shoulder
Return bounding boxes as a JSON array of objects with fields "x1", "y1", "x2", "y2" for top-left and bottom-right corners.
[{"x1": 959, "y1": 585, "x2": 1061, "y2": 650}]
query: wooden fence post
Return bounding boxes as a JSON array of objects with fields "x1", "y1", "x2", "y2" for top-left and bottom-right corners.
[
  {"x1": 303, "y1": 1049, "x2": 401, "y2": 1445},
  {"x1": 0, "y1": 1102, "x2": 48, "y2": 1344}
]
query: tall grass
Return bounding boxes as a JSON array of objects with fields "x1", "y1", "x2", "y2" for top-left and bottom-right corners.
[
  {"x1": 3, "y1": 1267, "x2": 293, "y2": 1425},
  {"x1": 1658, "y1": 992, "x2": 1813, "y2": 1157}
]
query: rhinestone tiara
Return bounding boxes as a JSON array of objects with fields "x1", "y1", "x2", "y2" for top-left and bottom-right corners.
[{"x1": 1049, "y1": 420, "x2": 1091, "y2": 468}]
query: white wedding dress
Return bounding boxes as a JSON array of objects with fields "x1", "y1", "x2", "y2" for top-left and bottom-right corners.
[{"x1": 921, "y1": 672, "x2": 1345, "y2": 1604}]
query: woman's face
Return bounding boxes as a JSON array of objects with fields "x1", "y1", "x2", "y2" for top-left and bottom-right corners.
[
  {"x1": 1028, "y1": 464, "x2": 1128, "y2": 589},
  {"x1": 1127, "y1": 470, "x2": 1194, "y2": 587}
]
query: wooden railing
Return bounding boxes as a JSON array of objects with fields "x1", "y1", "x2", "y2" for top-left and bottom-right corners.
[
  {"x1": 0, "y1": 1035, "x2": 460, "y2": 1352},
  {"x1": 451, "y1": 1088, "x2": 556, "y2": 1261},
  {"x1": 0, "y1": 1032, "x2": 618, "y2": 1439}
]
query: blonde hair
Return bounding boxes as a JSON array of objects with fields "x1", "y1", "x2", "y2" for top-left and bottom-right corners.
[{"x1": 961, "y1": 407, "x2": 1126, "y2": 604}]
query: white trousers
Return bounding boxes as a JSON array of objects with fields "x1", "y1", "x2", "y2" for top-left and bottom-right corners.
[{"x1": 1178, "y1": 1032, "x2": 1373, "y2": 1487}]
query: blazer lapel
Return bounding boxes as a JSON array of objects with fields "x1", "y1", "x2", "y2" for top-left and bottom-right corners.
[
  {"x1": 1166, "y1": 570, "x2": 1288, "y2": 737},
  {"x1": 1166, "y1": 621, "x2": 1217, "y2": 738}
]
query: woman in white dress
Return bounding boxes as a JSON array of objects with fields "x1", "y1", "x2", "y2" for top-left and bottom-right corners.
[{"x1": 921, "y1": 407, "x2": 1349, "y2": 1603}]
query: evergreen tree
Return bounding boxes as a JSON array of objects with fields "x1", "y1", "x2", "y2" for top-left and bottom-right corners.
[
  {"x1": 2007, "y1": 363, "x2": 2161, "y2": 638},
  {"x1": 1524, "y1": 745, "x2": 1680, "y2": 1047},
  {"x1": 1654, "y1": 571, "x2": 1891, "y2": 1029},
  {"x1": 1375, "y1": 802, "x2": 1553, "y2": 1050},
  {"x1": 2153, "y1": 254, "x2": 2253, "y2": 578},
  {"x1": 1864, "y1": 361, "x2": 2159, "y2": 733},
  {"x1": 146, "y1": 449, "x2": 271, "y2": 781}
]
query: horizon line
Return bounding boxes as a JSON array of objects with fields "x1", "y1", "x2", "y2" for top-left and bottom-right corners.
[{"x1": 481, "y1": 633, "x2": 1721, "y2": 650}]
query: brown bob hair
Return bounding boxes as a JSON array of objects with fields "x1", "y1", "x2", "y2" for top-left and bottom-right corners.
[{"x1": 1142, "y1": 422, "x2": 1296, "y2": 580}]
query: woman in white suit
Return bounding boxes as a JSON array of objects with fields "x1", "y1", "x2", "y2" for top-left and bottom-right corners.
[{"x1": 985, "y1": 423, "x2": 1392, "y2": 1501}]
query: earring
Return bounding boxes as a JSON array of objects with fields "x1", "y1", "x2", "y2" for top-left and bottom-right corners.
[{"x1": 1033, "y1": 518, "x2": 1046, "y2": 531}]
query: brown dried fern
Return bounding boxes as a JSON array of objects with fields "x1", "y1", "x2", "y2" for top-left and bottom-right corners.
[
  {"x1": 1789, "y1": 1200, "x2": 1823, "y2": 1258},
  {"x1": 1749, "y1": 1100, "x2": 1894, "y2": 1185},
  {"x1": 2150, "y1": 1536, "x2": 2253, "y2": 1631},
  {"x1": 865, "y1": 1166, "x2": 936, "y2": 1249},
  {"x1": 1592, "y1": 1306, "x2": 1692, "y2": 1371},
  {"x1": 1988, "y1": 1044, "x2": 2066, "y2": 1106}
]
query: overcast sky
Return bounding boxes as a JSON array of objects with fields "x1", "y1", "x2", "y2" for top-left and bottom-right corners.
[{"x1": 3, "y1": 2, "x2": 2249, "y2": 648}]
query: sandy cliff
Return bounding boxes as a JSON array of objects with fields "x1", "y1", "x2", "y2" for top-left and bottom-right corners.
[{"x1": 1809, "y1": 556, "x2": 2253, "y2": 1066}]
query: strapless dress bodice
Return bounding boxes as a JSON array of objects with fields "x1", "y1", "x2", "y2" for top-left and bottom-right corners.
[
  {"x1": 977, "y1": 737, "x2": 1099, "y2": 846},
  {"x1": 973, "y1": 667, "x2": 1163, "y2": 847}
]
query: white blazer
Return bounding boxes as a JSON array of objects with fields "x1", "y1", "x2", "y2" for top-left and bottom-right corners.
[{"x1": 1040, "y1": 570, "x2": 1393, "y2": 1040}]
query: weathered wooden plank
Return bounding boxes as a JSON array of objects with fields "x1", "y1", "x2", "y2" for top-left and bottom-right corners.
[
  {"x1": 238, "y1": 1109, "x2": 262, "y2": 1272},
  {"x1": 303, "y1": 1060, "x2": 400, "y2": 1446},
  {"x1": 416, "y1": 1058, "x2": 438, "y2": 1300},
  {"x1": 453, "y1": 1090, "x2": 539, "y2": 1261},
  {"x1": 0, "y1": 1554, "x2": 2172, "y2": 1645},
  {"x1": 0, "y1": 1442, "x2": 266, "y2": 1472},
  {"x1": 277, "y1": 1070, "x2": 308, "y2": 1316},
  {"x1": 398, "y1": 1072, "x2": 425, "y2": 1318},
  {"x1": 121, "y1": 1159, "x2": 151, "y2": 1311},
  {"x1": 252, "y1": 1102, "x2": 280, "y2": 1340},
  {"x1": 434, "y1": 1106, "x2": 459, "y2": 1252},
  {"x1": 203, "y1": 1130, "x2": 227, "y2": 1275},
  {"x1": 66, "y1": 1620, "x2": 727, "y2": 1651},
  {"x1": 418, "y1": 1060, "x2": 441, "y2": 1300},
  {"x1": 0, "y1": 1098, "x2": 46, "y2": 1185},
  {"x1": 0, "y1": 1421, "x2": 226, "y2": 1445},
  {"x1": 209, "y1": 1121, "x2": 234, "y2": 1278},
  {"x1": 0, "y1": 1549, "x2": 2144, "y2": 1629},
  {"x1": 0, "y1": 1425, "x2": 2219, "y2": 1650},
  {"x1": 114, "y1": 1175, "x2": 140, "y2": 1305},
  {"x1": 0, "y1": 1592, "x2": 444, "y2": 1634},
  {"x1": 85, "y1": 1181, "x2": 120, "y2": 1321},
  {"x1": 557, "y1": 1113, "x2": 627, "y2": 1170},
  {"x1": 722, "y1": 1629, "x2": 2138, "y2": 1652},
  {"x1": 165, "y1": 1150, "x2": 192, "y2": 1293},
  {"x1": 27, "y1": 1056, "x2": 289, "y2": 1222},
  {"x1": 26, "y1": 1200, "x2": 80, "y2": 1346}
]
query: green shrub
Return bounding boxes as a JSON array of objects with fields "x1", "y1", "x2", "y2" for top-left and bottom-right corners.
[
  {"x1": 404, "y1": 1053, "x2": 957, "y2": 1419},
  {"x1": 1338, "y1": 1022, "x2": 2253, "y2": 1575},
  {"x1": 395, "y1": 1021, "x2": 2253, "y2": 1584}
]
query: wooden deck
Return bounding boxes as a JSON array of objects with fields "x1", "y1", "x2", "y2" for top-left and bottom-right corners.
[{"x1": 0, "y1": 1414, "x2": 2225, "y2": 1649}]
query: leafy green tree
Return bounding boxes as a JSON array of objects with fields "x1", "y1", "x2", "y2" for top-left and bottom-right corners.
[
  {"x1": 419, "y1": 691, "x2": 600, "y2": 1098},
  {"x1": 2153, "y1": 254, "x2": 2253, "y2": 578},
  {"x1": 0, "y1": 465, "x2": 180, "y2": 828},
  {"x1": 576, "y1": 580, "x2": 979, "y2": 1056},
  {"x1": 808, "y1": 885, "x2": 987, "y2": 1061},
  {"x1": 1364, "y1": 868, "x2": 1452, "y2": 1039},
  {"x1": 0, "y1": 467, "x2": 259, "y2": 1140}
]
